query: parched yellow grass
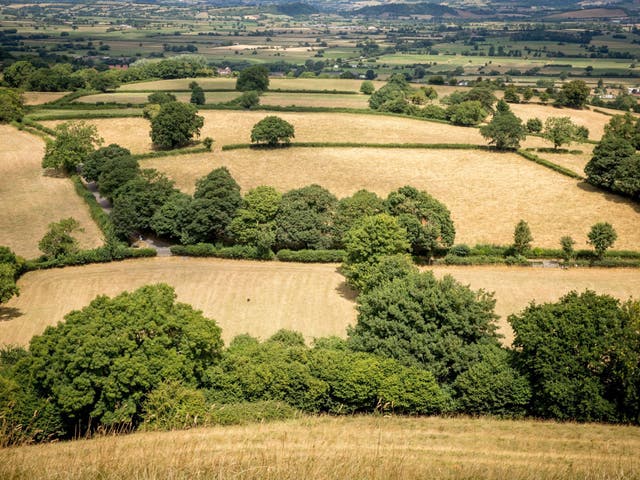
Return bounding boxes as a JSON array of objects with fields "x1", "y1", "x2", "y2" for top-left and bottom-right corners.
[
  {"x1": 0, "y1": 257, "x2": 357, "y2": 347},
  {"x1": 118, "y1": 77, "x2": 387, "y2": 92},
  {"x1": 510, "y1": 104, "x2": 611, "y2": 140},
  {"x1": 429, "y1": 265, "x2": 640, "y2": 344},
  {"x1": 75, "y1": 91, "x2": 240, "y2": 104},
  {"x1": 533, "y1": 144, "x2": 595, "y2": 176},
  {"x1": 2, "y1": 415, "x2": 640, "y2": 480},
  {"x1": 0, "y1": 125, "x2": 103, "y2": 259},
  {"x1": 2, "y1": 258, "x2": 639, "y2": 348},
  {"x1": 260, "y1": 92, "x2": 369, "y2": 108},
  {"x1": 21, "y1": 91, "x2": 67, "y2": 106},
  {"x1": 39, "y1": 112, "x2": 487, "y2": 154},
  {"x1": 143, "y1": 147, "x2": 640, "y2": 250}
]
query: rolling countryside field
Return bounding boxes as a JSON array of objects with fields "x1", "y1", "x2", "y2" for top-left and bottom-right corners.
[
  {"x1": 2, "y1": 258, "x2": 639, "y2": 347},
  {"x1": 0, "y1": 125, "x2": 103, "y2": 259},
  {"x1": 2, "y1": 415, "x2": 639, "y2": 480}
]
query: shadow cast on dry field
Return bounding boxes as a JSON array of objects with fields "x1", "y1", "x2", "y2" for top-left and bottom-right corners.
[
  {"x1": 0, "y1": 307, "x2": 23, "y2": 322},
  {"x1": 577, "y1": 181, "x2": 640, "y2": 212},
  {"x1": 42, "y1": 168, "x2": 67, "y2": 179},
  {"x1": 335, "y1": 279, "x2": 358, "y2": 302}
]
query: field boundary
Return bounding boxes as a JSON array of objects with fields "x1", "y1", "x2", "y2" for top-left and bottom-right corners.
[
  {"x1": 515, "y1": 149, "x2": 585, "y2": 179},
  {"x1": 221, "y1": 142, "x2": 489, "y2": 151}
]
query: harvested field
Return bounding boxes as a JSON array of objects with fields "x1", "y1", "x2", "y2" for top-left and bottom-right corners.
[
  {"x1": 0, "y1": 125, "x2": 103, "y2": 259},
  {"x1": 118, "y1": 77, "x2": 387, "y2": 92},
  {"x1": 0, "y1": 257, "x2": 357, "y2": 347},
  {"x1": 41, "y1": 111, "x2": 487, "y2": 154},
  {"x1": 75, "y1": 91, "x2": 240, "y2": 104},
  {"x1": 260, "y1": 92, "x2": 369, "y2": 108},
  {"x1": 532, "y1": 144, "x2": 595, "y2": 176},
  {"x1": 2, "y1": 415, "x2": 639, "y2": 480},
  {"x1": 22, "y1": 91, "x2": 67, "y2": 105},
  {"x1": 143, "y1": 147, "x2": 640, "y2": 250},
  {"x1": 2, "y1": 258, "x2": 639, "y2": 348},
  {"x1": 510, "y1": 104, "x2": 611, "y2": 140}
]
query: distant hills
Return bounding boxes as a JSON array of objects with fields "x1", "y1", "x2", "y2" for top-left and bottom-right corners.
[{"x1": 353, "y1": 2, "x2": 459, "y2": 17}]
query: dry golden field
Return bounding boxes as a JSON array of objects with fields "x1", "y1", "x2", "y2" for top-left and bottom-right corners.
[
  {"x1": 75, "y1": 91, "x2": 240, "y2": 104},
  {"x1": 260, "y1": 92, "x2": 370, "y2": 108},
  {"x1": 40, "y1": 111, "x2": 488, "y2": 154},
  {"x1": 2, "y1": 258, "x2": 639, "y2": 347},
  {"x1": 0, "y1": 125, "x2": 103, "y2": 259},
  {"x1": 143, "y1": 147, "x2": 640, "y2": 250},
  {"x1": 532, "y1": 144, "x2": 595, "y2": 176},
  {"x1": 0, "y1": 257, "x2": 356, "y2": 347},
  {"x1": 2, "y1": 415, "x2": 639, "y2": 480},
  {"x1": 21, "y1": 91, "x2": 67, "y2": 105},
  {"x1": 117, "y1": 77, "x2": 387, "y2": 92},
  {"x1": 510, "y1": 104, "x2": 612, "y2": 140}
]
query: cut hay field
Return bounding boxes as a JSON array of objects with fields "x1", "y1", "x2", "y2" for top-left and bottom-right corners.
[
  {"x1": 2, "y1": 414, "x2": 639, "y2": 480},
  {"x1": 21, "y1": 91, "x2": 67, "y2": 106},
  {"x1": 510, "y1": 104, "x2": 611, "y2": 140},
  {"x1": 75, "y1": 91, "x2": 240, "y2": 105},
  {"x1": 143, "y1": 147, "x2": 640, "y2": 250},
  {"x1": 117, "y1": 77, "x2": 387, "y2": 92},
  {"x1": 2, "y1": 258, "x2": 639, "y2": 347},
  {"x1": 260, "y1": 92, "x2": 369, "y2": 108},
  {"x1": 0, "y1": 125, "x2": 103, "y2": 259},
  {"x1": 40, "y1": 111, "x2": 488, "y2": 154}
]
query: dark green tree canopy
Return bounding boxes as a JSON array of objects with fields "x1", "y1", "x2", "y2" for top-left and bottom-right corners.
[
  {"x1": 236, "y1": 65, "x2": 270, "y2": 92},
  {"x1": 275, "y1": 184, "x2": 337, "y2": 250},
  {"x1": 587, "y1": 222, "x2": 617, "y2": 259},
  {"x1": 348, "y1": 270, "x2": 499, "y2": 384},
  {"x1": 82, "y1": 144, "x2": 132, "y2": 183},
  {"x1": 189, "y1": 82, "x2": 205, "y2": 105},
  {"x1": 147, "y1": 92, "x2": 177, "y2": 104},
  {"x1": 480, "y1": 102, "x2": 527, "y2": 150},
  {"x1": 41, "y1": 121, "x2": 103, "y2": 173},
  {"x1": 384, "y1": 186, "x2": 455, "y2": 255},
  {"x1": 557, "y1": 80, "x2": 591, "y2": 109},
  {"x1": 38, "y1": 218, "x2": 82, "y2": 259},
  {"x1": 511, "y1": 291, "x2": 640, "y2": 422},
  {"x1": 250, "y1": 116, "x2": 295, "y2": 146},
  {"x1": 149, "y1": 101, "x2": 204, "y2": 150},
  {"x1": 25, "y1": 284, "x2": 223, "y2": 434},
  {"x1": 0, "y1": 87, "x2": 25, "y2": 123},
  {"x1": 333, "y1": 189, "x2": 385, "y2": 246}
]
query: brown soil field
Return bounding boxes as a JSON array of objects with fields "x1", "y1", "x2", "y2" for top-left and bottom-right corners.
[
  {"x1": 40, "y1": 112, "x2": 488, "y2": 154},
  {"x1": 21, "y1": 91, "x2": 67, "y2": 105},
  {"x1": 2, "y1": 258, "x2": 638, "y2": 348},
  {"x1": 0, "y1": 125, "x2": 103, "y2": 259},
  {"x1": 143, "y1": 147, "x2": 640, "y2": 250},
  {"x1": 2, "y1": 415, "x2": 639, "y2": 480},
  {"x1": 510, "y1": 104, "x2": 611, "y2": 140}
]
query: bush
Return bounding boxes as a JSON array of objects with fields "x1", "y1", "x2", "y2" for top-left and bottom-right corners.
[
  {"x1": 207, "y1": 401, "x2": 298, "y2": 426},
  {"x1": 276, "y1": 249, "x2": 346, "y2": 263},
  {"x1": 526, "y1": 118, "x2": 543, "y2": 133},
  {"x1": 449, "y1": 244, "x2": 471, "y2": 257},
  {"x1": 170, "y1": 243, "x2": 273, "y2": 260}
]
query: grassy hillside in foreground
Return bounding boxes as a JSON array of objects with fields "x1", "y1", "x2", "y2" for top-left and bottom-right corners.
[{"x1": 1, "y1": 415, "x2": 639, "y2": 480}]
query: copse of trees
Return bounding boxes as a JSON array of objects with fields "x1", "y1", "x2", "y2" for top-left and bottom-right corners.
[
  {"x1": 585, "y1": 113, "x2": 640, "y2": 202},
  {"x1": 236, "y1": 65, "x2": 270, "y2": 92}
]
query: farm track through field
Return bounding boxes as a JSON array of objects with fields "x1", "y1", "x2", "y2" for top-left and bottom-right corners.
[{"x1": 2, "y1": 258, "x2": 639, "y2": 347}]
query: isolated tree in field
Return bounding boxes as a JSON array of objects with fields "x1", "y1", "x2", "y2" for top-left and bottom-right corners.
[
  {"x1": 275, "y1": 184, "x2": 337, "y2": 250},
  {"x1": 480, "y1": 101, "x2": 526, "y2": 150},
  {"x1": 41, "y1": 121, "x2": 103, "y2": 172},
  {"x1": 587, "y1": 222, "x2": 617, "y2": 259},
  {"x1": 560, "y1": 235, "x2": 576, "y2": 261},
  {"x1": 360, "y1": 80, "x2": 375, "y2": 95},
  {"x1": 525, "y1": 117, "x2": 543, "y2": 133},
  {"x1": 25, "y1": 284, "x2": 223, "y2": 435},
  {"x1": 503, "y1": 85, "x2": 520, "y2": 103},
  {"x1": 38, "y1": 217, "x2": 83, "y2": 259},
  {"x1": 0, "y1": 88, "x2": 25, "y2": 123},
  {"x1": 189, "y1": 81, "x2": 205, "y2": 105},
  {"x1": 250, "y1": 116, "x2": 295, "y2": 146},
  {"x1": 82, "y1": 144, "x2": 132, "y2": 183},
  {"x1": 557, "y1": 80, "x2": 590, "y2": 109},
  {"x1": 511, "y1": 291, "x2": 640, "y2": 422},
  {"x1": 236, "y1": 91, "x2": 260, "y2": 109},
  {"x1": 150, "y1": 101, "x2": 204, "y2": 149},
  {"x1": 513, "y1": 219, "x2": 533, "y2": 255},
  {"x1": 542, "y1": 116, "x2": 579, "y2": 149},
  {"x1": 236, "y1": 65, "x2": 269, "y2": 92}
]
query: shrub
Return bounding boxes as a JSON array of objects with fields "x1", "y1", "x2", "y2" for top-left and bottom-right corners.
[{"x1": 276, "y1": 249, "x2": 346, "y2": 263}]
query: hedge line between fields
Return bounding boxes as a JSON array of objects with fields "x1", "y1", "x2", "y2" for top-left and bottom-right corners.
[
  {"x1": 516, "y1": 149, "x2": 584, "y2": 179},
  {"x1": 221, "y1": 142, "x2": 490, "y2": 151}
]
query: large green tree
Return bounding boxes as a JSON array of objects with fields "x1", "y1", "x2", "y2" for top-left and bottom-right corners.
[
  {"x1": 38, "y1": 218, "x2": 83, "y2": 259},
  {"x1": 480, "y1": 100, "x2": 526, "y2": 150},
  {"x1": 557, "y1": 80, "x2": 591, "y2": 109},
  {"x1": 228, "y1": 186, "x2": 281, "y2": 252},
  {"x1": 0, "y1": 88, "x2": 25, "y2": 123},
  {"x1": 149, "y1": 101, "x2": 204, "y2": 150},
  {"x1": 41, "y1": 121, "x2": 103, "y2": 173},
  {"x1": 275, "y1": 184, "x2": 337, "y2": 250},
  {"x1": 250, "y1": 116, "x2": 295, "y2": 146},
  {"x1": 348, "y1": 270, "x2": 499, "y2": 384},
  {"x1": 511, "y1": 291, "x2": 640, "y2": 422},
  {"x1": 25, "y1": 284, "x2": 223, "y2": 435},
  {"x1": 542, "y1": 116, "x2": 580, "y2": 149},
  {"x1": 333, "y1": 190, "x2": 385, "y2": 247},
  {"x1": 587, "y1": 222, "x2": 617, "y2": 259},
  {"x1": 236, "y1": 65, "x2": 270, "y2": 92},
  {"x1": 81, "y1": 144, "x2": 132, "y2": 183}
]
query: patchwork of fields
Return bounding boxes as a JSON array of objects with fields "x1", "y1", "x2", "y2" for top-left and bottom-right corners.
[{"x1": 3, "y1": 258, "x2": 639, "y2": 347}]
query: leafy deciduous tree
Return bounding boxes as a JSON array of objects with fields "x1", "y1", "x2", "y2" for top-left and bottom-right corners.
[
  {"x1": 250, "y1": 116, "x2": 295, "y2": 146},
  {"x1": 587, "y1": 222, "x2": 617, "y2": 259},
  {"x1": 42, "y1": 121, "x2": 103, "y2": 172},
  {"x1": 149, "y1": 101, "x2": 204, "y2": 150},
  {"x1": 236, "y1": 65, "x2": 270, "y2": 92}
]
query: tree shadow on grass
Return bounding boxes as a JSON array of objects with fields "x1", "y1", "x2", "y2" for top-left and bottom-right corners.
[
  {"x1": 42, "y1": 168, "x2": 67, "y2": 179},
  {"x1": 0, "y1": 307, "x2": 23, "y2": 322},
  {"x1": 576, "y1": 181, "x2": 640, "y2": 213},
  {"x1": 335, "y1": 277, "x2": 358, "y2": 303}
]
